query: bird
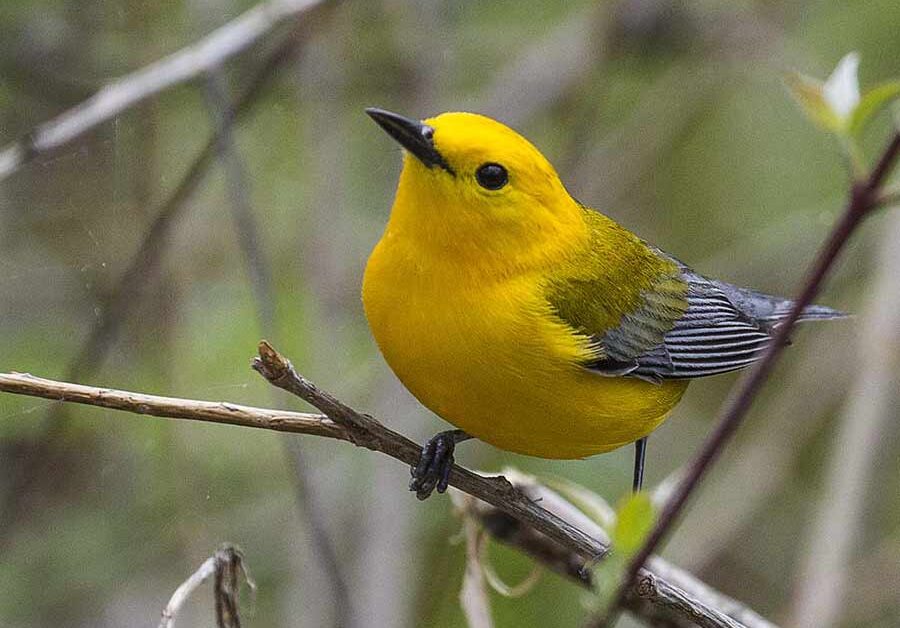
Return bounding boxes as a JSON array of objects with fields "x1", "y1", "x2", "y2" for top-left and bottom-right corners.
[{"x1": 362, "y1": 107, "x2": 845, "y2": 500}]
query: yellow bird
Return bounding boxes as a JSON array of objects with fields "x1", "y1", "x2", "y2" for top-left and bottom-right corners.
[{"x1": 362, "y1": 108, "x2": 844, "y2": 499}]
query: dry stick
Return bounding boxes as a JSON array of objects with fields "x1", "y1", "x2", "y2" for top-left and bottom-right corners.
[
  {"x1": 248, "y1": 343, "x2": 760, "y2": 628},
  {"x1": 457, "y1": 477, "x2": 777, "y2": 628},
  {"x1": 0, "y1": 368, "x2": 759, "y2": 628},
  {"x1": 0, "y1": 30, "x2": 308, "y2": 549},
  {"x1": 158, "y1": 544, "x2": 255, "y2": 628},
  {"x1": 603, "y1": 132, "x2": 900, "y2": 625},
  {"x1": 0, "y1": 0, "x2": 332, "y2": 181},
  {"x1": 201, "y1": 69, "x2": 352, "y2": 627},
  {"x1": 159, "y1": 556, "x2": 218, "y2": 628},
  {"x1": 248, "y1": 342, "x2": 603, "y2": 558}
]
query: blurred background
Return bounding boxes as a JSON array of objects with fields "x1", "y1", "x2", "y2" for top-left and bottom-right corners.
[{"x1": 1, "y1": 0, "x2": 899, "y2": 626}]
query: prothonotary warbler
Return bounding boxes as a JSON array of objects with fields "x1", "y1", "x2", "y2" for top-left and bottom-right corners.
[{"x1": 362, "y1": 108, "x2": 845, "y2": 499}]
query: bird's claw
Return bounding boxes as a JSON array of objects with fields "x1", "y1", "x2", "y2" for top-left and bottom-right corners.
[{"x1": 409, "y1": 431, "x2": 458, "y2": 500}]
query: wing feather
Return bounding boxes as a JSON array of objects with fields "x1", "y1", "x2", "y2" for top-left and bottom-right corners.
[
  {"x1": 547, "y1": 243, "x2": 843, "y2": 383},
  {"x1": 578, "y1": 271, "x2": 777, "y2": 381},
  {"x1": 627, "y1": 276, "x2": 772, "y2": 380}
]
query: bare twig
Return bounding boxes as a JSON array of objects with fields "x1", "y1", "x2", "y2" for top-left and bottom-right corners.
[
  {"x1": 159, "y1": 556, "x2": 217, "y2": 628},
  {"x1": 249, "y1": 342, "x2": 605, "y2": 557},
  {"x1": 202, "y1": 69, "x2": 276, "y2": 332},
  {"x1": 0, "y1": 29, "x2": 308, "y2": 550},
  {"x1": 159, "y1": 544, "x2": 254, "y2": 628},
  {"x1": 0, "y1": 349, "x2": 765, "y2": 628},
  {"x1": 460, "y1": 516, "x2": 495, "y2": 628},
  {"x1": 0, "y1": 0, "x2": 332, "y2": 181},
  {"x1": 214, "y1": 545, "x2": 254, "y2": 628},
  {"x1": 0, "y1": 372, "x2": 342, "y2": 438},
  {"x1": 454, "y1": 472, "x2": 777, "y2": 628},
  {"x1": 201, "y1": 63, "x2": 350, "y2": 627},
  {"x1": 787, "y1": 209, "x2": 900, "y2": 628},
  {"x1": 604, "y1": 132, "x2": 900, "y2": 624}
]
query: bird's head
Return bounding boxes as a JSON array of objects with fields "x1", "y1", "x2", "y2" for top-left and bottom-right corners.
[{"x1": 366, "y1": 108, "x2": 585, "y2": 267}]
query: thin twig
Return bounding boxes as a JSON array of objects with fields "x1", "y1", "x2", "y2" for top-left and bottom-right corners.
[
  {"x1": 201, "y1": 65, "x2": 351, "y2": 627},
  {"x1": 0, "y1": 372, "x2": 342, "y2": 437},
  {"x1": 0, "y1": 355, "x2": 760, "y2": 628},
  {"x1": 159, "y1": 544, "x2": 254, "y2": 628},
  {"x1": 454, "y1": 472, "x2": 777, "y2": 628},
  {"x1": 603, "y1": 133, "x2": 900, "y2": 624},
  {"x1": 214, "y1": 545, "x2": 254, "y2": 628},
  {"x1": 787, "y1": 208, "x2": 900, "y2": 628},
  {"x1": 460, "y1": 515, "x2": 495, "y2": 628},
  {"x1": 159, "y1": 556, "x2": 217, "y2": 628},
  {"x1": 249, "y1": 342, "x2": 604, "y2": 557},
  {"x1": 0, "y1": 0, "x2": 332, "y2": 181},
  {"x1": 202, "y1": 69, "x2": 276, "y2": 332},
  {"x1": 0, "y1": 28, "x2": 308, "y2": 552}
]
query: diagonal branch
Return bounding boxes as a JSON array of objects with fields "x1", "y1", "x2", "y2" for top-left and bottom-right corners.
[
  {"x1": 249, "y1": 342, "x2": 604, "y2": 558},
  {"x1": 787, "y1": 208, "x2": 900, "y2": 627},
  {"x1": 0, "y1": 342, "x2": 770, "y2": 628},
  {"x1": 455, "y1": 475, "x2": 777, "y2": 628},
  {"x1": 0, "y1": 0, "x2": 332, "y2": 181},
  {"x1": 603, "y1": 132, "x2": 900, "y2": 624},
  {"x1": 201, "y1": 65, "x2": 351, "y2": 626},
  {"x1": 0, "y1": 26, "x2": 310, "y2": 552}
]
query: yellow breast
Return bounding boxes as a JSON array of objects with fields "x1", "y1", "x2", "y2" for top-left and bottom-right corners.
[{"x1": 362, "y1": 235, "x2": 688, "y2": 459}]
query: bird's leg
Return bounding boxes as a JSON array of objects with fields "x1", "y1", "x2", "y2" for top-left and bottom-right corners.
[
  {"x1": 633, "y1": 437, "x2": 648, "y2": 493},
  {"x1": 410, "y1": 429, "x2": 471, "y2": 500}
]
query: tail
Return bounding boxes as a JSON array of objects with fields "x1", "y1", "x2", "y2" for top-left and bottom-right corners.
[
  {"x1": 706, "y1": 278, "x2": 849, "y2": 325},
  {"x1": 796, "y1": 303, "x2": 849, "y2": 322},
  {"x1": 767, "y1": 301, "x2": 849, "y2": 323}
]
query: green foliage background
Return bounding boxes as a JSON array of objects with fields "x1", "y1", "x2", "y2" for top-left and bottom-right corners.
[{"x1": 1, "y1": 1, "x2": 899, "y2": 626}]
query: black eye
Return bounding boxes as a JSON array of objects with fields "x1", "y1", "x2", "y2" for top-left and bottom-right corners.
[{"x1": 475, "y1": 163, "x2": 508, "y2": 190}]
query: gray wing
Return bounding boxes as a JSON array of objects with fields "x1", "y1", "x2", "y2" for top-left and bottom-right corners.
[{"x1": 590, "y1": 270, "x2": 844, "y2": 383}]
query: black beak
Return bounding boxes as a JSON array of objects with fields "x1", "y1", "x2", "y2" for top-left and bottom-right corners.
[{"x1": 365, "y1": 107, "x2": 454, "y2": 174}]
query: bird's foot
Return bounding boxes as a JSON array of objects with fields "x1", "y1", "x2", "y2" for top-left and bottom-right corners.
[{"x1": 409, "y1": 429, "x2": 467, "y2": 500}]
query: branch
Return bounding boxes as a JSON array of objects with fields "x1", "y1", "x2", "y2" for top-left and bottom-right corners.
[
  {"x1": 251, "y1": 342, "x2": 765, "y2": 628},
  {"x1": 0, "y1": 342, "x2": 768, "y2": 628},
  {"x1": 200, "y1": 62, "x2": 351, "y2": 625},
  {"x1": 0, "y1": 16, "x2": 311, "y2": 552},
  {"x1": 158, "y1": 544, "x2": 254, "y2": 628},
  {"x1": 454, "y1": 473, "x2": 777, "y2": 628},
  {"x1": 248, "y1": 342, "x2": 604, "y2": 558},
  {"x1": 0, "y1": 0, "x2": 331, "y2": 181},
  {"x1": 787, "y1": 208, "x2": 900, "y2": 627},
  {"x1": 604, "y1": 132, "x2": 900, "y2": 623},
  {"x1": 0, "y1": 372, "x2": 342, "y2": 439}
]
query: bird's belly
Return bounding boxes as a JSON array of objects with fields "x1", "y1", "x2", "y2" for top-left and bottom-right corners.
[{"x1": 363, "y1": 257, "x2": 688, "y2": 459}]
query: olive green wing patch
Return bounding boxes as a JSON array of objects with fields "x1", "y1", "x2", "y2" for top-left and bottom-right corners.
[
  {"x1": 546, "y1": 270, "x2": 690, "y2": 377},
  {"x1": 547, "y1": 267, "x2": 776, "y2": 383}
]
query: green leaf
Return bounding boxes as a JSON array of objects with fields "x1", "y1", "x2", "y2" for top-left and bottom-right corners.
[
  {"x1": 848, "y1": 81, "x2": 900, "y2": 136},
  {"x1": 785, "y1": 72, "x2": 843, "y2": 132},
  {"x1": 611, "y1": 492, "x2": 656, "y2": 557},
  {"x1": 588, "y1": 493, "x2": 657, "y2": 613}
]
